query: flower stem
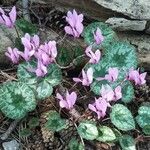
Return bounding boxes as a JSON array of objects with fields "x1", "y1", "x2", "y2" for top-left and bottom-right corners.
[{"x1": 14, "y1": 25, "x2": 20, "y2": 38}]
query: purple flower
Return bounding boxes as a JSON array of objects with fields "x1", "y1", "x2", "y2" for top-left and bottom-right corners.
[
  {"x1": 97, "y1": 67, "x2": 119, "y2": 82},
  {"x1": 35, "y1": 59, "x2": 47, "y2": 77},
  {"x1": 88, "y1": 98, "x2": 110, "y2": 119},
  {"x1": 18, "y1": 47, "x2": 35, "y2": 61},
  {"x1": 100, "y1": 85, "x2": 115, "y2": 102},
  {"x1": 64, "y1": 9, "x2": 84, "y2": 37},
  {"x1": 37, "y1": 41, "x2": 57, "y2": 65},
  {"x1": 114, "y1": 86, "x2": 122, "y2": 101},
  {"x1": 93, "y1": 28, "x2": 104, "y2": 45},
  {"x1": 21, "y1": 33, "x2": 40, "y2": 52},
  {"x1": 105, "y1": 67, "x2": 119, "y2": 82},
  {"x1": 5, "y1": 47, "x2": 20, "y2": 64},
  {"x1": 100, "y1": 84, "x2": 122, "y2": 102},
  {"x1": 73, "y1": 68, "x2": 93, "y2": 86},
  {"x1": 0, "y1": 6, "x2": 16, "y2": 28},
  {"x1": 56, "y1": 90, "x2": 77, "y2": 110},
  {"x1": 19, "y1": 33, "x2": 40, "y2": 61},
  {"x1": 85, "y1": 46, "x2": 101, "y2": 64},
  {"x1": 128, "y1": 68, "x2": 147, "y2": 85}
]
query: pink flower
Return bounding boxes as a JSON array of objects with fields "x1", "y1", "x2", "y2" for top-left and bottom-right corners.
[
  {"x1": 97, "y1": 67, "x2": 119, "y2": 82},
  {"x1": 56, "y1": 90, "x2": 77, "y2": 110},
  {"x1": 105, "y1": 67, "x2": 119, "y2": 82},
  {"x1": 64, "y1": 9, "x2": 84, "y2": 37},
  {"x1": 85, "y1": 46, "x2": 101, "y2": 64},
  {"x1": 35, "y1": 59, "x2": 47, "y2": 77},
  {"x1": 100, "y1": 84, "x2": 122, "y2": 102},
  {"x1": 21, "y1": 33, "x2": 40, "y2": 52},
  {"x1": 19, "y1": 33, "x2": 40, "y2": 61},
  {"x1": 37, "y1": 41, "x2": 57, "y2": 65},
  {"x1": 5, "y1": 47, "x2": 20, "y2": 64},
  {"x1": 0, "y1": 6, "x2": 16, "y2": 28},
  {"x1": 100, "y1": 85, "x2": 115, "y2": 102},
  {"x1": 93, "y1": 28, "x2": 104, "y2": 45},
  {"x1": 114, "y1": 86, "x2": 122, "y2": 101},
  {"x1": 128, "y1": 68, "x2": 147, "y2": 85},
  {"x1": 18, "y1": 47, "x2": 35, "y2": 61},
  {"x1": 88, "y1": 98, "x2": 110, "y2": 119},
  {"x1": 73, "y1": 68, "x2": 93, "y2": 86}
]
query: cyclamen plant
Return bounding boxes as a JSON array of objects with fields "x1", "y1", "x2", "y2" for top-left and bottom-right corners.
[{"x1": 0, "y1": 7, "x2": 149, "y2": 150}]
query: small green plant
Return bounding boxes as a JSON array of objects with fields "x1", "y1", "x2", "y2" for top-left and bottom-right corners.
[
  {"x1": 0, "y1": 6, "x2": 149, "y2": 149},
  {"x1": 45, "y1": 111, "x2": 67, "y2": 132}
]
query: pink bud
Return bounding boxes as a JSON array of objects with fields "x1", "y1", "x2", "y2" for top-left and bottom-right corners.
[
  {"x1": 56, "y1": 90, "x2": 77, "y2": 110},
  {"x1": 5, "y1": 47, "x2": 20, "y2": 64},
  {"x1": 85, "y1": 46, "x2": 101, "y2": 64},
  {"x1": 93, "y1": 28, "x2": 104, "y2": 45},
  {"x1": 73, "y1": 68, "x2": 93, "y2": 86}
]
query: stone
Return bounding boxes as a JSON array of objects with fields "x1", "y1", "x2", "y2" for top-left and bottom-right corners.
[
  {"x1": 2, "y1": 140, "x2": 20, "y2": 150},
  {"x1": 118, "y1": 32, "x2": 150, "y2": 70},
  {"x1": 106, "y1": 17, "x2": 146, "y2": 31},
  {"x1": 0, "y1": 26, "x2": 17, "y2": 65},
  {"x1": 94, "y1": 0, "x2": 150, "y2": 20}
]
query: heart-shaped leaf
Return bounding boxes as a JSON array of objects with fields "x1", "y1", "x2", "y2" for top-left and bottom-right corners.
[
  {"x1": 97, "y1": 126, "x2": 116, "y2": 142},
  {"x1": 121, "y1": 81, "x2": 135, "y2": 103},
  {"x1": 16, "y1": 18, "x2": 38, "y2": 35},
  {"x1": 136, "y1": 105, "x2": 150, "y2": 134},
  {"x1": 0, "y1": 82, "x2": 36, "y2": 119},
  {"x1": 110, "y1": 104, "x2": 135, "y2": 131},
  {"x1": 83, "y1": 22, "x2": 117, "y2": 49},
  {"x1": 17, "y1": 61, "x2": 62, "y2": 100},
  {"x1": 69, "y1": 138, "x2": 84, "y2": 150},
  {"x1": 45, "y1": 111, "x2": 67, "y2": 132},
  {"x1": 119, "y1": 135, "x2": 136, "y2": 150},
  {"x1": 77, "y1": 121, "x2": 98, "y2": 140}
]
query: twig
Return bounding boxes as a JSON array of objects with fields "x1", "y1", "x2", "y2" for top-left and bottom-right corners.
[
  {"x1": 74, "y1": 122, "x2": 85, "y2": 147},
  {"x1": 0, "y1": 120, "x2": 20, "y2": 140},
  {"x1": 54, "y1": 54, "x2": 85, "y2": 69},
  {"x1": 0, "y1": 71, "x2": 17, "y2": 81},
  {"x1": 14, "y1": 25, "x2": 20, "y2": 38},
  {"x1": 22, "y1": 0, "x2": 31, "y2": 22}
]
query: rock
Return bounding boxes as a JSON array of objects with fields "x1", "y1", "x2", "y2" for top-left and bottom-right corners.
[
  {"x1": 2, "y1": 140, "x2": 20, "y2": 150},
  {"x1": 118, "y1": 32, "x2": 150, "y2": 70},
  {"x1": 0, "y1": 26, "x2": 17, "y2": 65},
  {"x1": 94, "y1": 0, "x2": 150, "y2": 20},
  {"x1": 106, "y1": 17, "x2": 146, "y2": 31}
]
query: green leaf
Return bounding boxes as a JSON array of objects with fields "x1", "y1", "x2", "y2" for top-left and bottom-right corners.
[
  {"x1": 119, "y1": 135, "x2": 136, "y2": 150},
  {"x1": 56, "y1": 46, "x2": 85, "y2": 67},
  {"x1": 88, "y1": 41, "x2": 137, "y2": 95},
  {"x1": 136, "y1": 105, "x2": 150, "y2": 129},
  {"x1": 17, "y1": 61, "x2": 62, "y2": 100},
  {"x1": 121, "y1": 81, "x2": 134, "y2": 103},
  {"x1": 68, "y1": 138, "x2": 84, "y2": 150},
  {"x1": 57, "y1": 47, "x2": 73, "y2": 66},
  {"x1": 0, "y1": 82, "x2": 36, "y2": 119},
  {"x1": 16, "y1": 18, "x2": 38, "y2": 35},
  {"x1": 97, "y1": 126, "x2": 116, "y2": 142},
  {"x1": 36, "y1": 81, "x2": 53, "y2": 100},
  {"x1": 45, "y1": 111, "x2": 67, "y2": 132},
  {"x1": 20, "y1": 128, "x2": 31, "y2": 137},
  {"x1": 14, "y1": 37, "x2": 24, "y2": 51},
  {"x1": 142, "y1": 125, "x2": 150, "y2": 135},
  {"x1": 45, "y1": 64, "x2": 62, "y2": 87},
  {"x1": 104, "y1": 41, "x2": 138, "y2": 70},
  {"x1": 83, "y1": 22, "x2": 117, "y2": 49},
  {"x1": 28, "y1": 117, "x2": 39, "y2": 128},
  {"x1": 77, "y1": 121, "x2": 98, "y2": 140},
  {"x1": 110, "y1": 104, "x2": 135, "y2": 131}
]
